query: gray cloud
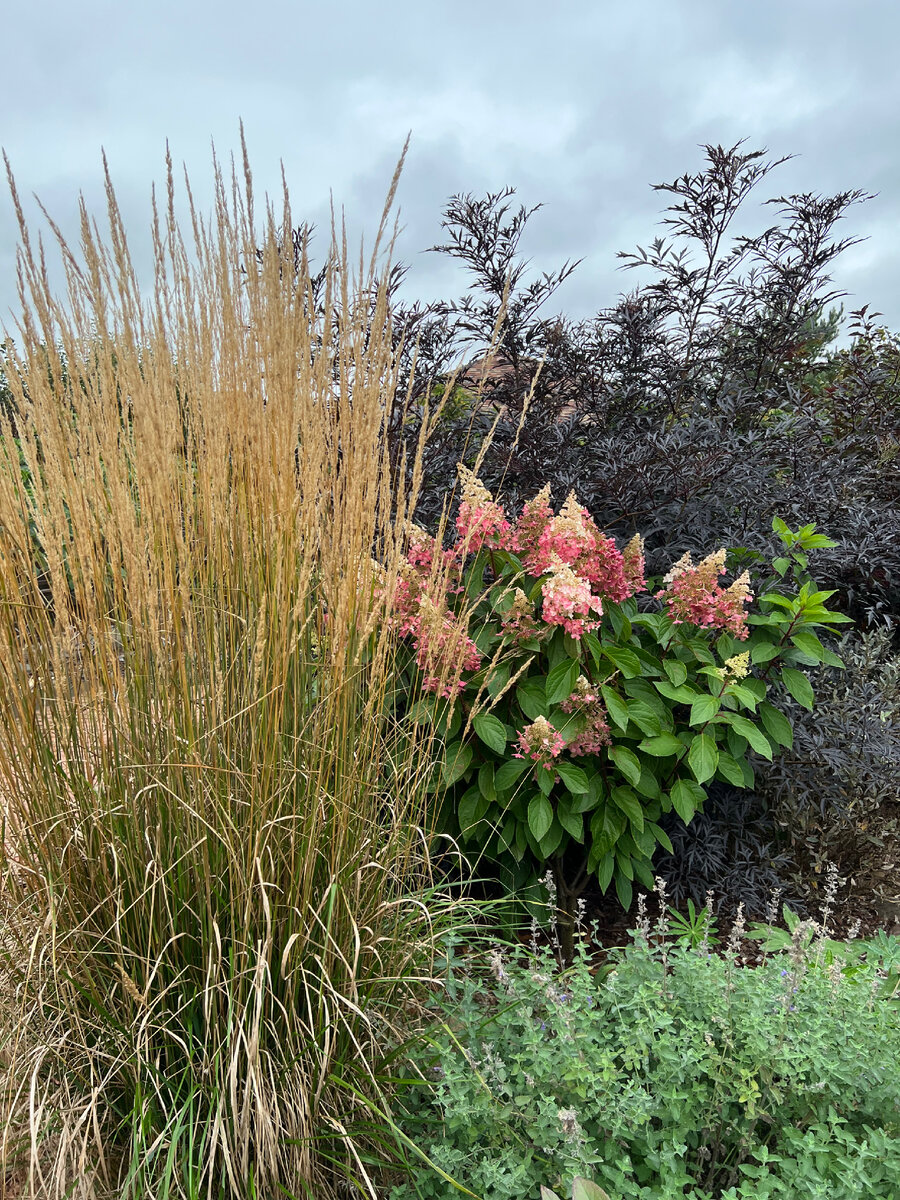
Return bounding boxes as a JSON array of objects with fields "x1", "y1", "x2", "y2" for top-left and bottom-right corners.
[{"x1": 2, "y1": 0, "x2": 898, "y2": 337}]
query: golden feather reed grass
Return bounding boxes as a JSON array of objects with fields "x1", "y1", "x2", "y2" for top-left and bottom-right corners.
[{"x1": 0, "y1": 136, "x2": 471, "y2": 1199}]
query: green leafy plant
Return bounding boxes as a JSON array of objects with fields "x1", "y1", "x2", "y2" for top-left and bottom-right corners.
[
  {"x1": 749, "y1": 902, "x2": 900, "y2": 1000},
  {"x1": 748, "y1": 902, "x2": 842, "y2": 957},
  {"x1": 389, "y1": 923, "x2": 900, "y2": 1200},
  {"x1": 542, "y1": 1179, "x2": 610, "y2": 1200},
  {"x1": 666, "y1": 897, "x2": 720, "y2": 949},
  {"x1": 392, "y1": 471, "x2": 850, "y2": 957}
]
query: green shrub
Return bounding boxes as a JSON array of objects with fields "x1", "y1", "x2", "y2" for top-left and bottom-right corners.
[
  {"x1": 389, "y1": 475, "x2": 849, "y2": 955},
  {"x1": 390, "y1": 920, "x2": 900, "y2": 1199}
]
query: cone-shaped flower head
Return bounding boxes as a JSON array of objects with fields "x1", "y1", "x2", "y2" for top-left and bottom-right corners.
[{"x1": 455, "y1": 464, "x2": 511, "y2": 553}]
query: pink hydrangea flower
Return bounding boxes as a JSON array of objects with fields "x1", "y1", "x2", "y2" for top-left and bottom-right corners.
[
  {"x1": 393, "y1": 562, "x2": 426, "y2": 637},
  {"x1": 500, "y1": 587, "x2": 544, "y2": 644},
  {"x1": 392, "y1": 522, "x2": 464, "y2": 636},
  {"x1": 579, "y1": 531, "x2": 633, "y2": 602},
  {"x1": 621, "y1": 533, "x2": 647, "y2": 595},
  {"x1": 408, "y1": 523, "x2": 461, "y2": 586},
  {"x1": 560, "y1": 675, "x2": 612, "y2": 756},
  {"x1": 566, "y1": 725, "x2": 612, "y2": 757},
  {"x1": 514, "y1": 715, "x2": 566, "y2": 770},
  {"x1": 540, "y1": 556, "x2": 603, "y2": 640},
  {"x1": 656, "y1": 550, "x2": 752, "y2": 639},
  {"x1": 511, "y1": 484, "x2": 554, "y2": 563},
  {"x1": 406, "y1": 524, "x2": 438, "y2": 571},
  {"x1": 560, "y1": 676, "x2": 601, "y2": 712},
  {"x1": 534, "y1": 492, "x2": 597, "y2": 573},
  {"x1": 515, "y1": 488, "x2": 642, "y2": 603},
  {"x1": 411, "y1": 596, "x2": 482, "y2": 698},
  {"x1": 454, "y1": 465, "x2": 512, "y2": 554}
]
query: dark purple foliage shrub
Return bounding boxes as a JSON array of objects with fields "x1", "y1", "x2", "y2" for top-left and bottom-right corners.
[{"x1": 383, "y1": 143, "x2": 898, "y2": 634}]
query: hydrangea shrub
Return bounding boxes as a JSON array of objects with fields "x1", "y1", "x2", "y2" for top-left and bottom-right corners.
[{"x1": 390, "y1": 467, "x2": 850, "y2": 946}]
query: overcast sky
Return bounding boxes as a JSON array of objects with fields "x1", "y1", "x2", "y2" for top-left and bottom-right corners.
[{"x1": 2, "y1": 0, "x2": 898, "y2": 342}]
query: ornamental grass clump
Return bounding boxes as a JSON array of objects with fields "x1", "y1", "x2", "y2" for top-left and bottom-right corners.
[{"x1": 0, "y1": 143, "x2": 468, "y2": 1199}]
